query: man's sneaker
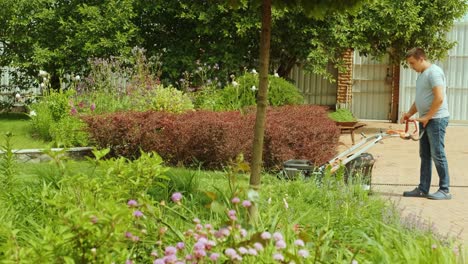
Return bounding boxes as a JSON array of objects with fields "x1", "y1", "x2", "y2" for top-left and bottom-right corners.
[
  {"x1": 427, "y1": 189, "x2": 452, "y2": 200},
  {"x1": 403, "y1": 187, "x2": 427, "y2": 198}
]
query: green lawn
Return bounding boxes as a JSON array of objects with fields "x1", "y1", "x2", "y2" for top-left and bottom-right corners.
[{"x1": 0, "y1": 112, "x2": 50, "y2": 149}]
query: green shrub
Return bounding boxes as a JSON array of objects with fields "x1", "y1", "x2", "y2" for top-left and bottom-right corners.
[
  {"x1": 141, "y1": 86, "x2": 194, "y2": 114},
  {"x1": 328, "y1": 108, "x2": 357, "y2": 122},
  {"x1": 49, "y1": 115, "x2": 89, "y2": 147},
  {"x1": 194, "y1": 73, "x2": 303, "y2": 111}
]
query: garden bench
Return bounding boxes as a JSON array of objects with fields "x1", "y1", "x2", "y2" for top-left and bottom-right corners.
[{"x1": 338, "y1": 122, "x2": 366, "y2": 145}]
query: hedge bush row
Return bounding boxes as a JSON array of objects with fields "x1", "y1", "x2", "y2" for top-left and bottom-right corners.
[{"x1": 83, "y1": 105, "x2": 340, "y2": 170}]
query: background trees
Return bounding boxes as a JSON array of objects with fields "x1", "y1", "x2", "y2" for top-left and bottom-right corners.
[{"x1": 0, "y1": 0, "x2": 466, "y2": 88}]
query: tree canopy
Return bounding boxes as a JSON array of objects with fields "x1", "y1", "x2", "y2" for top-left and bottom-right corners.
[{"x1": 0, "y1": 0, "x2": 466, "y2": 88}]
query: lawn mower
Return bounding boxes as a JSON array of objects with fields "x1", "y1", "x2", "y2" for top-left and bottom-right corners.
[{"x1": 281, "y1": 120, "x2": 422, "y2": 189}]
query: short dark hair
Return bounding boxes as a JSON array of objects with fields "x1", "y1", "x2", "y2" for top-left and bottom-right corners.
[{"x1": 405, "y1": 48, "x2": 426, "y2": 60}]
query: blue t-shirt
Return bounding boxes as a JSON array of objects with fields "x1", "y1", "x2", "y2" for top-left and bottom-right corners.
[{"x1": 415, "y1": 64, "x2": 450, "y2": 119}]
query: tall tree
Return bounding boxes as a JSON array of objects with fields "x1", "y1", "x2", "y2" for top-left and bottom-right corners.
[{"x1": 246, "y1": 0, "x2": 367, "y2": 222}]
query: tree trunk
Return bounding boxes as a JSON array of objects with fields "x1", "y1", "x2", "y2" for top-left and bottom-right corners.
[
  {"x1": 248, "y1": 0, "x2": 271, "y2": 224},
  {"x1": 276, "y1": 56, "x2": 297, "y2": 78}
]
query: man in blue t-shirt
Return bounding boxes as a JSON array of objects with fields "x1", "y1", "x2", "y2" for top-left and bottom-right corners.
[{"x1": 400, "y1": 47, "x2": 451, "y2": 200}]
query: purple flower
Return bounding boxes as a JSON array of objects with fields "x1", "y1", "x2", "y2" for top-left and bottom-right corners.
[
  {"x1": 294, "y1": 239, "x2": 305, "y2": 247},
  {"x1": 261, "y1": 231, "x2": 271, "y2": 240},
  {"x1": 253, "y1": 242, "x2": 264, "y2": 251},
  {"x1": 126, "y1": 260, "x2": 133, "y2": 264},
  {"x1": 241, "y1": 200, "x2": 252, "y2": 208},
  {"x1": 133, "y1": 210, "x2": 144, "y2": 218},
  {"x1": 228, "y1": 210, "x2": 237, "y2": 221},
  {"x1": 298, "y1": 249, "x2": 310, "y2": 258},
  {"x1": 231, "y1": 197, "x2": 240, "y2": 204},
  {"x1": 248, "y1": 248, "x2": 258, "y2": 256},
  {"x1": 225, "y1": 248, "x2": 237, "y2": 257},
  {"x1": 153, "y1": 259, "x2": 164, "y2": 264},
  {"x1": 238, "y1": 247, "x2": 248, "y2": 255},
  {"x1": 70, "y1": 107, "x2": 78, "y2": 115},
  {"x1": 176, "y1": 242, "x2": 185, "y2": 250},
  {"x1": 210, "y1": 253, "x2": 220, "y2": 261},
  {"x1": 127, "y1": 199, "x2": 138, "y2": 207},
  {"x1": 90, "y1": 103, "x2": 96, "y2": 112},
  {"x1": 165, "y1": 246, "x2": 177, "y2": 256},
  {"x1": 194, "y1": 249, "x2": 207, "y2": 258},
  {"x1": 125, "y1": 231, "x2": 133, "y2": 238},
  {"x1": 171, "y1": 192, "x2": 183, "y2": 203},
  {"x1": 273, "y1": 253, "x2": 284, "y2": 261},
  {"x1": 163, "y1": 255, "x2": 177, "y2": 263},
  {"x1": 275, "y1": 240, "x2": 286, "y2": 249},
  {"x1": 273, "y1": 232, "x2": 283, "y2": 241}
]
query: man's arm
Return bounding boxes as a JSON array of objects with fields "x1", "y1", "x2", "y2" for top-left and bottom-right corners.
[
  {"x1": 417, "y1": 86, "x2": 444, "y2": 127},
  {"x1": 400, "y1": 102, "x2": 418, "y2": 123}
]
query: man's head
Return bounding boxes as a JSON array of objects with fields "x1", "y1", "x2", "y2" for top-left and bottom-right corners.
[{"x1": 405, "y1": 48, "x2": 429, "y2": 73}]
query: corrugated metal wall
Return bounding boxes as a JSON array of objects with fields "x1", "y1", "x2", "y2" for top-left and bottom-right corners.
[
  {"x1": 288, "y1": 64, "x2": 337, "y2": 105},
  {"x1": 399, "y1": 15, "x2": 468, "y2": 123},
  {"x1": 351, "y1": 54, "x2": 392, "y2": 120}
]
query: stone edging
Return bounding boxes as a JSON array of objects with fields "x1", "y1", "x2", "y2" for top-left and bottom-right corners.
[{"x1": 0, "y1": 147, "x2": 94, "y2": 163}]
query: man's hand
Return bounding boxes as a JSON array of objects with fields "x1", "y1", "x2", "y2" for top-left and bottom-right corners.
[
  {"x1": 416, "y1": 116, "x2": 430, "y2": 128},
  {"x1": 399, "y1": 112, "x2": 412, "y2": 124}
]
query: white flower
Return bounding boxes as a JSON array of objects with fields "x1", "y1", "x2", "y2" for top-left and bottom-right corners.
[
  {"x1": 251, "y1": 85, "x2": 257, "y2": 91},
  {"x1": 38, "y1": 70, "x2": 48, "y2": 77},
  {"x1": 40, "y1": 83, "x2": 45, "y2": 88},
  {"x1": 29, "y1": 110, "x2": 37, "y2": 116},
  {"x1": 74, "y1": 75, "x2": 81, "y2": 81},
  {"x1": 15, "y1": 93, "x2": 21, "y2": 99},
  {"x1": 274, "y1": 72, "x2": 280, "y2": 77},
  {"x1": 251, "y1": 69, "x2": 257, "y2": 74},
  {"x1": 232, "y1": 81, "x2": 239, "y2": 87}
]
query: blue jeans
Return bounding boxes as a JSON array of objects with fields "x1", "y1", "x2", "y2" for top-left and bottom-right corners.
[{"x1": 418, "y1": 117, "x2": 450, "y2": 193}]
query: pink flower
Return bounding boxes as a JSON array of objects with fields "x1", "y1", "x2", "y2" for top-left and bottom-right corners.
[
  {"x1": 228, "y1": 210, "x2": 237, "y2": 221},
  {"x1": 273, "y1": 253, "x2": 284, "y2": 261},
  {"x1": 127, "y1": 200, "x2": 138, "y2": 207},
  {"x1": 125, "y1": 232, "x2": 133, "y2": 238},
  {"x1": 275, "y1": 240, "x2": 286, "y2": 249},
  {"x1": 238, "y1": 247, "x2": 248, "y2": 255},
  {"x1": 241, "y1": 200, "x2": 252, "y2": 208},
  {"x1": 150, "y1": 251, "x2": 158, "y2": 257},
  {"x1": 294, "y1": 239, "x2": 305, "y2": 247},
  {"x1": 225, "y1": 248, "x2": 237, "y2": 257},
  {"x1": 261, "y1": 231, "x2": 271, "y2": 240},
  {"x1": 90, "y1": 103, "x2": 96, "y2": 111},
  {"x1": 231, "y1": 197, "x2": 240, "y2": 204},
  {"x1": 248, "y1": 248, "x2": 258, "y2": 256},
  {"x1": 176, "y1": 242, "x2": 185, "y2": 250},
  {"x1": 133, "y1": 210, "x2": 143, "y2": 218},
  {"x1": 165, "y1": 246, "x2": 177, "y2": 255},
  {"x1": 298, "y1": 249, "x2": 310, "y2": 258},
  {"x1": 210, "y1": 253, "x2": 220, "y2": 261},
  {"x1": 70, "y1": 107, "x2": 78, "y2": 115},
  {"x1": 171, "y1": 192, "x2": 183, "y2": 203},
  {"x1": 253, "y1": 242, "x2": 264, "y2": 251},
  {"x1": 153, "y1": 259, "x2": 164, "y2": 264},
  {"x1": 273, "y1": 232, "x2": 283, "y2": 241}
]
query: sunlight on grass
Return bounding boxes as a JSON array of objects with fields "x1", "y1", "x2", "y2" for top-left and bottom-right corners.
[{"x1": 0, "y1": 113, "x2": 50, "y2": 149}]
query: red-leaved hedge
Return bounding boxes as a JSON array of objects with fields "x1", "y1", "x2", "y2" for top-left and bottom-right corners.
[{"x1": 82, "y1": 105, "x2": 340, "y2": 170}]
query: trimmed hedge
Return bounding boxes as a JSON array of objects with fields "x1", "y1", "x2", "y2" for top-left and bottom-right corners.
[{"x1": 82, "y1": 105, "x2": 340, "y2": 170}]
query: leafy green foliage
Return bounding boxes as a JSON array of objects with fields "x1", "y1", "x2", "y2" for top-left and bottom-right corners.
[
  {"x1": 28, "y1": 90, "x2": 89, "y2": 147},
  {"x1": 0, "y1": 153, "x2": 463, "y2": 263},
  {"x1": 194, "y1": 73, "x2": 303, "y2": 111},
  {"x1": 328, "y1": 109, "x2": 357, "y2": 122}
]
